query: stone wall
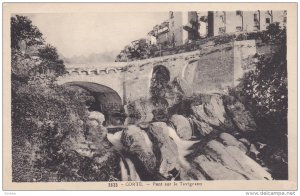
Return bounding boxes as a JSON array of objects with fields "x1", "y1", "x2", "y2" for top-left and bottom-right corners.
[
  {"x1": 123, "y1": 50, "x2": 201, "y2": 102},
  {"x1": 233, "y1": 40, "x2": 256, "y2": 86},
  {"x1": 182, "y1": 40, "x2": 256, "y2": 93},
  {"x1": 188, "y1": 43, "x2": 235, "y2": 93},
  {"x1": 57, "y1": 40, "x2": 257, "y2": 103}
]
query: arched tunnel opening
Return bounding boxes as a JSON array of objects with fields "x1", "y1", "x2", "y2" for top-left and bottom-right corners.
[
  {"x1": 150, "y1": 65, "x2": 170, "y2": 106},
  {"x1": 63, "y1": 82, "x2": 126, "y2": 126},
  {"x1": 150, "y1": 65, "x2": 171, "y2": 121}
]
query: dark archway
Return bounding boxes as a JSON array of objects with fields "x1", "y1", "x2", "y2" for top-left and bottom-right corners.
[
  {"x1": 150, "y1": 65, "x2": 170, "y2": 105},
  {"x1": 152, "y1": 65, "x2": 170, "y2": 82},
  {"x1": 63, "y1": 81, "x2": 125, "y2": 126},
  {"x1": 150, "y1": 65, "x2": 170, "y2": 121}
]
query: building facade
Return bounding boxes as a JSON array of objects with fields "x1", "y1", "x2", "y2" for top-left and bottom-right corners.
[
  {"x1": 207, "y1": 10, "x2": 287, "y2": 37},
  {"x1": 147, "y1": 10, "x2": 287, "y2": 46},
  {"x1": 147, "y1": 11, "x2": 200, "y2": 47}
]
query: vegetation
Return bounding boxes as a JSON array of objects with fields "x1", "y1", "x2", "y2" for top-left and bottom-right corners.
[
  {"x1": 11, "y1": 15, "x2": 44, "y2": 50},
  {"x1": 116, "y1": 22, "x2": 286, "y2": 62},
  {"x1": 231, "y1": 23, "x2": 287, "y2": 179},
  {"x1": 234, "y1": 23, "x2": 287, "y2": 137},
  {"x1": 11, "y1": 15, "x2": 119, "y2": 182},
  {"x1": 115, "y1": 39, "x2": 154, "y2": 62}
]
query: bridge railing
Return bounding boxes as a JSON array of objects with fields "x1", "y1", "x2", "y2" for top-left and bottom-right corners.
[{"x1": 65, "y1": 66, "x2": 126, "y2": 76}]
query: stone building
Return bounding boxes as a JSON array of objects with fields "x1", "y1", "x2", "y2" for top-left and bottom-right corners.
[
  {"x1": 147, "y1": 11, "x2": 200, "y2": 47},
  {"x1": 207, "y1": 10, "x2": 287, "y2": 37},
  {"x1": 147, "y1": 10, "x2": 287, "y2": 46}
]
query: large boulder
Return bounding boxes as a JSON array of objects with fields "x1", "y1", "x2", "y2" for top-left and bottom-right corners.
[
  {"x1": 179, "y1": 166, "x2": 206, "y2": 180},
  {"x1": 72, "y1": 114, "x2": 108, "y2": 158},
  {"x1": 169, "y1": 114, "x2": 193, "y2": 140},
  {"x1": 191, "y1": 94, "x2": 235, "y2": 133},
  {"x1": 189, "y1": 115, "x2": 214, "y2": 136},
  {"x1": 148, "y1": 122, "x2": 180, "y2": 179},
  {"x1": 121, "y1": 125, "x2": 157, "y2": 180},
  {"x1": 224, "y1": 98, "x2": 256, "y2": 133},
  {"x1": 63, "y1": 115, "x2": 120, "y2": 181},
  {"x1": 126, "y1": 99, "x2": 154, "y2": 124},
  {"x1": 88, "y1": 111, "x2": 105, "y2": 126},
  {"x1": 226, "y1": 145, "x2": 272, "y2": 180},
  {"x1": 194, "y1": 155, "x2": 247, "y2": 180},
  {"x1": 86, "y1": 121, "x2": 108, "y2": 149},
  {"x1": 192, "y1": 139, "x2": 272, "y2": 180},
  {"x1": 219, "y1": 132, "x2": 248, "y2": 153},
  {"x1": 239, "y1": 138, "x2": 251, "y2": 148}
]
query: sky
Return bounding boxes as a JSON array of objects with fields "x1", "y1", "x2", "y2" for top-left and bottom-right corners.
[{"x1": 22, "y1": 12, "x2": 169, "y2": 58}]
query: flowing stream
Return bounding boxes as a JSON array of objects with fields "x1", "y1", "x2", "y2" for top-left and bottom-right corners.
[
  {"x1": 107, "y1": 131, "x2": 141, "y2": 181},
  {"x1": 106, "y1": 125, "x2": 199, "y2": 181}
]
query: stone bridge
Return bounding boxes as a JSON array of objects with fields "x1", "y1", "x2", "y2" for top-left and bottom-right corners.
[{"x1": 56, "y1": 40, "x2": 257, "y2": 110}]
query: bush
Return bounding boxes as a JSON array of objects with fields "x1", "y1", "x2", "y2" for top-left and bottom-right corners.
[
  {"x1": 12, "y1": 82, "x2": 121, "y2": 182},
  {"x1": 11, "y1": 15, "x2": 120, "y2": 182},
  {"x1": 229, "y1": 27, "x2": 287, "y2": 179},
  {"x1": 214, "y1": 34, "x2": 236, "y2": 45},
  {"x1": 12, "y1": 84, "x2": 86, "y2": 181},
  {"x1": 232, "y1": 26, "x2": 287, "y2": 149}
]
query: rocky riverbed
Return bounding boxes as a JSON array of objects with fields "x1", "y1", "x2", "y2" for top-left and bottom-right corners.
[{"x1": 69, "y1": 93, "x2": 285, "y2": 181}]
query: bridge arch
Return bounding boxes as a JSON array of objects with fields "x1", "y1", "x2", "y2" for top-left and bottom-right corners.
[
  {"x1": 152, "y1": 65, "x2": 170, "y2": 82},
  {"x1": 63, "y1": 81, "x2": 125, "y2": 125},
  {"x1": 64, "y1": 81, "x2": 123, "y2": 110},
  {"x1": 150, "y1": 65, "x2": 170, "y2": 107},
  {"x1": 56, "y1": 69, "x2": 125, "y2": 104}
]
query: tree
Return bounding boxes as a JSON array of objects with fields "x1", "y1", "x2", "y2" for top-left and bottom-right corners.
[
  {"x1": 233, "y1": 25, "x2": 287, "y2": 148},
  {"x1": 11, "y1": 15, "x2": 65, "y2": 83},
  {"x1": 38, "y1": 44, "x2": 65, "y2": 76},
  {"x1": 116, "y1": 39, "x2": 151, "y2": 61},
  {"x1": 10, "y1": 15, "x2": 119, "y2": 182},
  {"x1": 265, "y1": 22, "x2": 285, "y2": 44},
  {"x1": 11, "y1": 15, "x2": 44, "y2": 50}
]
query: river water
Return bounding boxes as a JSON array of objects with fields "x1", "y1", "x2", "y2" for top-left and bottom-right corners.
[
  {"x1": 106, "y1": 121, "x2": 199, "y2": 181},
  {"x1": 107, "y1": 130, "x2": 141, "y2": 181}
]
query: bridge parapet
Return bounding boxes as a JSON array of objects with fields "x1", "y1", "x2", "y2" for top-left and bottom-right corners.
[{"x1": 65, "y1": 66, "x2": 126, "y2": 76}]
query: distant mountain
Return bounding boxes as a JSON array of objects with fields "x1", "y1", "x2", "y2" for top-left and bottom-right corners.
[{"x1": 59, "y1": 51, "x2": 119, "y2": 64}]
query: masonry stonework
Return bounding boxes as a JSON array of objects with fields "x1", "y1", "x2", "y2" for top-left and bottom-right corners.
[{"x1": 57, "y1": 40, "x2": 257, "y2": 103}]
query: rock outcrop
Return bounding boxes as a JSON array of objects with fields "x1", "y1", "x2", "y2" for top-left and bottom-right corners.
[
  {"x1": 192, "y1": 138, "x2": 272, "y2": 180},
  {"x1": 126, "y1": 99, "x2": 154, "y2": 123},
  {"x1": 189, "y1": 94, "x2": 236, "y2": 137},
  {"x1": 190, "y1": 115, "x2": 214, "y2": 136},
  {"x1": 65, "y1": 111, "x2": 120, "y2": 181},
  {"x1": 71, "y1": 111, "x2": 108, "y2": 158},
  {"x1": 169, "y1": 114, "x2": 193, "y2": 140},
  {"x1": 219, "y1": 132, "x2": 248, "y2": 153},
  {"x1": 88, "y1": 111, "x2": 105, "y2": 126},
  {"x1": 121, "y1": 125, "x2": 157, "y2": 180},
  {"x1": 103, "y1": 93, "x2": 273, "y2": 181},
  {"x1": 148, "y1": 122, "x2": 180, "y2": 179},
  {"x1": 224, "y1": 97, "x2": 257, "y2": 133}
]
